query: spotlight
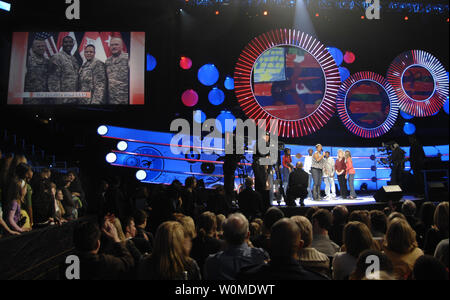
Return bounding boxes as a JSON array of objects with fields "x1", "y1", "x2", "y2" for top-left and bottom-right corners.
[
  {"x1": 97, "y1": 125, "x2": 108, "y2": 136},
  {"x1": 215, "y1": 10, "x2": 219, "y2": 15},
  {"x1": 105, "y1": 153, "x2": 117, "y2": 163},
  {"x1": 136, "y1": 170, "x2": 147, "y2": 181},
  {"x1": 404, "y1": 16, "x2": 409, "y2": 21},
  {"x1": 361, "y1": 15, "x2": 365, "y2": 19},
  {"x1": 117, "y1": 141, "x2": 128, "y2": 151},
  {"x1": 315, "y1": 13, "x2": 319, "y2": 17},
  {"x1": 263, "y1": 10, "x2": 268, "y2": 16}
]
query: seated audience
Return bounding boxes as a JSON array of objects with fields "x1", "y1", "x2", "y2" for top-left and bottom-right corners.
[
  {"x1": 5, "y1": 177, "x2": 30, "y2": 233},
  {"x1": 73, "y1": 220, "x2": 134, "y2": 280},
  {"x1": 370, "y1": 210, "x2": 387, "y2": 249},
  {"x1": 387, "y1": 212, "x2": 406, "y2": 223},
  {"x1": 434, "y1": 238, "x2": 449, "y2": 269},
  {"x1": 0, "y1": 200, "x2": 20, "y2": 236},
  {"x1": 348, "y1": 210, "x2": 371, "y2": 229},
  {"x1": 349, "y1": 249, "x2": 394, "y2": 280},
  {"x1": 310, "y1": 209, "x2": 340, "y2": 257},
  {"x1": 402, "y1": 200, "x2": 425, "y2": 247},
  {"x1": 423, "y1": 202, "x2": 449, "y2": 255},
  {"x1": 216, "y1": 214, "x2": 226, "y2": 239},
  {"x1": 32, "y1": 180, "x2": 57, "y2": 227},
  {"x1": 412, "y1": 255, "x2": 449, "y2": 280},
  {"x1": 329, "y1": 205, "x2": 348, "y2": 246},
  {"x1": 138, "y1": 221, "x2": 201, "y2": 280},
  {"x1": 204, "y1": 213, "x2": 268, "y2": 280},
  {"x1": 332, "y1": 221, "x2": 375, "y2": 280},
  {"x1": 419, "y1": 201, "x2": 436, "y2": 233},
  {"x1": 383, "y1": 218, "x2": 424, "y2": 279},
  {"x1": 191, "y1": 211, "x2": 225, "y2": 275},
  {"x1": 173, "y1": 214, "x2": 196, "y2": 255},
  {"x1": 253, "y1": 207, "x2": 285, "y2": 253},
  {"x1": 123, "y1": 216, "x2": 152, "y2": 255},
  {"x1": 291, "y1": 215, "x2": 330, "y2": 277},
  {"x1": 237, "y1": 218, "x2": 328, "y2": 280},
  {"x1": 134, "y1": 209, "x2": 154, "y2": 251}
]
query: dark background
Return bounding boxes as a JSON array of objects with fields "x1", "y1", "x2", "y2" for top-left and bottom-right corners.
[{"x1": 0, "y1": 0, "x2": 448, "y2": 191}]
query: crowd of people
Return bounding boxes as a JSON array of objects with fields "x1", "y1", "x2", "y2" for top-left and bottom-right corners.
[
  {"x1": 72, "y1": 174, "x2": 448, "y2": 280},
  {"x1": 0, "y1": 152, "x2": 86, "y2": 236}
]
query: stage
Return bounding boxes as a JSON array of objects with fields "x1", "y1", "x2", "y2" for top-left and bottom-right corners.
[{"x1": 271, "y1": 194, "x2": 424, "y2": 208}]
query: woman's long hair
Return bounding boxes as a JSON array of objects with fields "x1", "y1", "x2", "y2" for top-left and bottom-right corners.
[
  {"x1": 343, "y1": 221, "x2": 374, "y2": 258},
  {"x1": 151, "y1": 221, "x2": 191, "y2": 279},
  {"x1": 384, "y1": 218, "x2": 418, "y2": 254}
]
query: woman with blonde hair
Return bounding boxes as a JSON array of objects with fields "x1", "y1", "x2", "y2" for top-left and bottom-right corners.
[
  {"x1": 138, "y1": 221, "x2": 201, "y2": 280},
  {"x1": 383, "y1": 218, "x2": 423, "y2": 279},
  {"x1": 344, "y1": 150, "x2": 357, "y2": 199},
  {"x1": 335, "y1": 149, "x2": 347, "y2": 199}
]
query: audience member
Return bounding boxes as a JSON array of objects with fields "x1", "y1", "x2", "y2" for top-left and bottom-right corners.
[
  {"x1": 237, "y1": 218, "x2": 328, "y2": 280},
  {"x1": 181, "y1": 176, "x2": 197, "y2": 217},
  {"x1": 402, "y1": 200, "x2": 425, "y2": 247},
  {"x1": 216, "y1": 214, "x2": 226, "y2": 239},
  {"x1": 32, "y1": 180, "x2": 57, "y2": 227},
  {"x1": 412, "y1": 255, "x2": 449, "y2": 280},
  {"x1": 329, "y1": 205, "x2": 348, "y2": 246},
  {"x1": 387, "y1": 211, "x2": 406, "y2": 224},
  {"x1": 423, "y1": 202, "x2": 449, "y2": 255},
  {"x1": 285, "y1": 161, "x2": 309, "y2": 207},
  {"x1": 123, "y1": 216, "x2": 152, "y2": 255},
  {"x1": 349, "y1": 249, "x2": 394, "y2": 280},
  {"x1": 434, "y1": 238, "x2": 449, "y2": 269},
  {"x1": 237, "y1": 177, "x2": 263, "y2": 220},
  {"x1": 291, "y1": 215, "x2": 330, "y2": 277},
  {"x1": 191, "y1": 212, "x2": 225, "y2": 275},
  {"x1": 138, "y1": 221, "x2": 201, "y2": 280},
  {"x1": 348, "y1": 210, "x2": 371, "y2": 229},
  {"x1": 204, "y1": 213, "x2": 268, "y2": 280},
  {"x1": 253, "y1": 207, "x2": 285, "y2": 252},
  {"x1": 370, "y1": 210, "x2": 387, "y2": 249},
  {"x1": 73, "y1": 220, "x2": 134, "y2": 280},
  {"x1": 134, "y1": 209, "x2": 154, "y2": 250},
  {"x1": 419, "y1": 201, "x2": 436, "y2": 233},
  {"x1": 332, "y1": 221, "x2": 375, "y2": 280},
  {"x1": 383, "y1": 218, "x2": 424, "y2": 279},
  {"x1": 310, "y1": 209, "x2": 340, "y2": 257}
]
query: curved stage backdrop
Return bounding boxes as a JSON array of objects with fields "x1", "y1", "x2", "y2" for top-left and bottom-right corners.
[{"x1": 98, "y1": 125, "x2": 449, "y2": 192}]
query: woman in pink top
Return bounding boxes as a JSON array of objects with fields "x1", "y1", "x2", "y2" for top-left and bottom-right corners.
[{"x1": 345, "y1": 150, "x2": 357, "y2": 199}]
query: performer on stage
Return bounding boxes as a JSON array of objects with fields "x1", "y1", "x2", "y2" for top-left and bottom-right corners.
[
  {"x1": 281, "y1": 148, "x2": 294, "y2": 196},
  {"x1": 323, "y1": 151, "x2": 336, "y2": 200},
  {"x1": 335, "y1": 149, "x2": 348, "y2": 199},
  {"x1": 345, "y1": 150, "x2": 357, "y2": 199},
  {"x1": 303, "y1": 148, "x2": 314, "y2": 200},
  {"x1": 311, "y1": 144, "x2": 326, "y2": 201}
]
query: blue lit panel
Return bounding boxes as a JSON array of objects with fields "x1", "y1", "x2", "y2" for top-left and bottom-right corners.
[{"x1": 0, "y1": 1, "x2": 11, "y2": 12}]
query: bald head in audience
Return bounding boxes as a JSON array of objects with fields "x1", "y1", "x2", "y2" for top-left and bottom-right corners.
[
  {"x1": 223, "y1": 213, "x2": 250, "y2": 246},
  {"x1": 270, "y1": 218, "x2": 304, "y2": 259}
]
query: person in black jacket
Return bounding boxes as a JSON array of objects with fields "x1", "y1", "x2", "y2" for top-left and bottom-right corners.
[
  {"x1": 237, "y1": 218, "x2": 328, "y2": 280},
  {"x1": 32, "y1": 179, "x2": 56, "y2": 227},
  {"x1": 408, "y1": 136, "x2": 426, "y2": 196},
  {"x1": 286, "y1": 162, "x2": 309, "y2": 207},
  {"x1": 237, "y1": 177, "x2": 263, "y2": 221}
]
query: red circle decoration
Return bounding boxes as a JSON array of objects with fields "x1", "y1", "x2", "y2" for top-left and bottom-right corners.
[
  {"x1": 337, "y1": 71, "x2": 399, "y2": 138},
  {"x1": 180, "y1": 56, "x2": 192, "y2": 70},
  {"x1": 181, "y1": 89, "x2": 198, "y2": 107},
  {"x1": 344, "y1": 51, "x2": 355, "y2": 64},
  {"x1": 386, "y1": 50, "x2": 449, "y2": 117},
  {"x1": 234, "y1": 29, "x2": 341, "y2": 137}
]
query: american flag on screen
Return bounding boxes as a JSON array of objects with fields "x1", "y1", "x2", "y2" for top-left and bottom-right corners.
[{"x1": 34, "y1": 32, "x2": 58, "y2": 58}]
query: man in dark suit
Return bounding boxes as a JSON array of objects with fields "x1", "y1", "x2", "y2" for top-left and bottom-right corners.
[
  {"x1": 238, "y1": 177, "x2": 263, "y2": 221},
  {"x1": 237, "y1": 218, "x2": 328, "y2": 280},
  {"x1": 286, "y1": 162, "x2": 309, "y2": 207}
]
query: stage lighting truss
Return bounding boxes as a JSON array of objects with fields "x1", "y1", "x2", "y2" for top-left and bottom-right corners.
[
  {"x1": 386, "y1": 50, "x2": 449, "y2": 117},
  {"x1": 336, "y1": 71, "x2": 400, "y2": 139},
  {"x1": 234, "y1": 28, "x2": 341, "y2": 138}
]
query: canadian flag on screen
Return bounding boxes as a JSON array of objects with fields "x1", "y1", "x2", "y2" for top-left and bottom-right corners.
[
  {"x1": 78, "y1": 32, "x2": 127, "y2": 63},
  {"x1": 56, "y1": 32, "x2": 78, "y2": 55}
]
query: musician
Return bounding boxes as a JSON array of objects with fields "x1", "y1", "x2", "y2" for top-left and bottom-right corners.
[
  {"x1": 281, "y1": 148, "x2": 294, "y2": 196},
  {"x1": 286, "y1": 162, "x2": 309, "y2": 207},
  {"x1": 390, "y1": 143, "x2": 406, "y2": 186}
]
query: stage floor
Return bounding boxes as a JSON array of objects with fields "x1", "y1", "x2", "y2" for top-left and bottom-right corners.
[{"x1": 272, "y1": 194, "x2": 424, "y2": 208}]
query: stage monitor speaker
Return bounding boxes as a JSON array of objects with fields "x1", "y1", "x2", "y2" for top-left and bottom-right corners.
[{"x1": 374, "y1": 185, "x2": 403, "y2": 202}]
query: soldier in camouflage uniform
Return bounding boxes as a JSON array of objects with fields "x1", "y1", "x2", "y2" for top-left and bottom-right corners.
[
  {"x1": 23, "y1": 39, "x2": 49, "y2": 105},
  {"x1": 78, "y1": 44, "x2": 106, "y2": 104},
  {"x1": 105, "y1": 38, "x2": 129, "y2": 105},
  {"x1": 47, "y1": 35, "x2": 80, "y2": 104}
]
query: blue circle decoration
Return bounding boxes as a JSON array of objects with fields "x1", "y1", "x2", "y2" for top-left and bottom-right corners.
[
  {"x1": 444, "y1": 97, "x2": 449, "y2": 114},
  {"x1": 327, "y1": 47, "x2": 344, "y2": 67},
  {"x1": 224, "y1": 76, "x2": 235, "y2": 90},
  {"x1": 400, "y1": 110, "x2": 414, "y2": 120},
  {"x1": 208, "y1": 87, "x2": 225, "y2": 105},
  {"x1": 193, "y1": 110, "x2": 206, "y2": 123},
  {"x1": 146, "y1": 54, "x2": 157, "y2": 71},
  {"x1": 403, "y1": 122, "x2": 416, "y2": 135},
  {"x1": 339, "y1": 66, "x2": 350, "y2": 82},
  {"x1": 337, "y1": 71, "x2": 399, "y2": 138},
  {"x1": 216, "y1": 111, "x2": 236, "y2": 133},
  {"x1": 198, "y1": 64, "x2": 220, "y2": 86}
]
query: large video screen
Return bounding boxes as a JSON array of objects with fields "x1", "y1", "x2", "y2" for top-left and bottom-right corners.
[{"x1": 7, "y1": 32, "x2": 145, "y2": 105}]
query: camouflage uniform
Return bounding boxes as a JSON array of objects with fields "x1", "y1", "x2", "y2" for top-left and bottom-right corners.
[
  {"x1": 105, "y1": 52, "x2": 129, "y2": 104},
  {"x1": 23, "y1": 50, "x2": 49, "y2": 105},
  {"x1": 78, "y1": 58, "x2": 107, "y2": 104},
  {"x1": 48, "y1": 51, "x2": 80, "y2": 104}
]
